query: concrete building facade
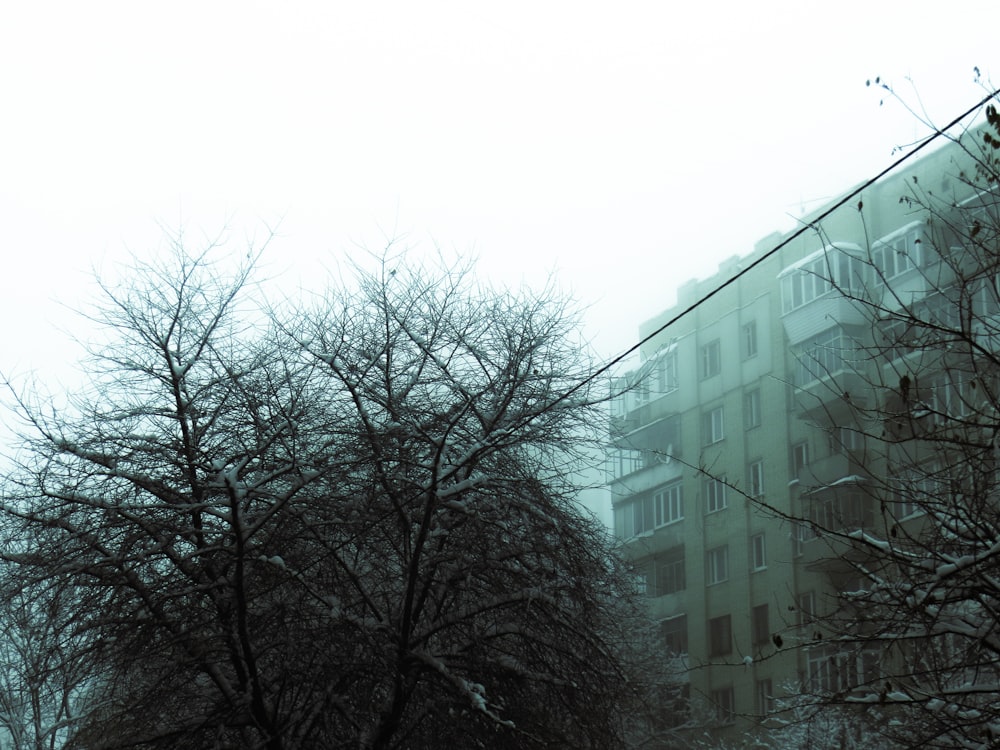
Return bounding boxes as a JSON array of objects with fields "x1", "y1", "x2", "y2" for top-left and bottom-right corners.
[{"x1": 609, "y1": 133, "x2": 994, "y2": 742}]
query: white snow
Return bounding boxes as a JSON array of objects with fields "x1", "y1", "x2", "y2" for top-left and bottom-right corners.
[
  {"x1": 436, "y1": 473, "x2": 487, "y2": 499},
  {"x1": 259, "y1": 555, "x2": 286, "y2": 569}
]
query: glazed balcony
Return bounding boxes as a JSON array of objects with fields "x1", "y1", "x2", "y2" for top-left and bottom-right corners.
[
  {"x1": 792, "y1": 370, "x2": 871, "y2": 424},
  {"x1": 795, "y1": 450, "x2": 870, "y2": 490},
  {"x1": 779, "y1": 243, "x2": 869, "y2": 346},
  {"x1": 608, "y1": 450, "x2": 684, "y2": 498}
]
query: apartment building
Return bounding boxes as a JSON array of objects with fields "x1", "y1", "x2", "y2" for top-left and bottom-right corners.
[{"x1": 609, "y1": 133, "x2": 994, "y2": 743}]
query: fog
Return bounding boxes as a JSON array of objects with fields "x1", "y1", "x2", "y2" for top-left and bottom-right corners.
[{"x1": 1, "y1": 1, "x2": 997, "y2": 450}]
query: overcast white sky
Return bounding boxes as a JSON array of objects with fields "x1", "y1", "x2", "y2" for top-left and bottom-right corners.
[{"x1": 1, "y1": 1, "x2": 998, "y2": 383}]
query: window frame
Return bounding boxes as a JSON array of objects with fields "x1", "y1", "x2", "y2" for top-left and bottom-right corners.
[
  {"x1": 829, "y1": 426, "x2": 862, "y2": 454},
  {"x1": 614, "y1": 494, "x2": 652, "y2": 539},
  {"x1": 608, "y1": 447, "x2": 643, "y2": 481},
  {"x1": 750, "y1": 532, "x2": 767, "y2": 571},
  {"x1": 755, "y1": 678, "x2": 774, "y2": 716},
  {"x1": 708, "y1": 614, "x2": 732, "y2": 657},
  {"x1": 797, "y1": 591, "x2": 817, "y2": 626},
  {"x1": 653, "y1": 547, "x2": 686, "y2": 596},
  {"x1": 742, "y1": 320, "x2": 758, "y2": 359},
  {"x1": 653, "y1": 481, "x2": 684, "y2": 527},
  {"x1": 791, "y1": 440, "x2": 809, "y2": 476},
  {"x1": 793, "y1": 326, "x2": 859, "y2": 387},
  {"x1": 634, "y1": 569, "x2": 648, "y2": 596},
  {"x1": 710, "y1": 686, "x2": 735, "y2": 724},
  {"x1": 748, "y1": 460, "x2": 764, "y2": 498},
  {"x1": 706, "y1": 546, "x2": 729, "y2": 585},
  {"x1": 631, "y1": 495, "x2": 654, "y2": 536},
  {"x1": 744, "y1": 388, "x2": 761, "y2": 429},
  {"x1": 792, "y1": 521, "x2": 808, "y2": 557},
  {"x1": 752, "y1": 603, "x2": 770, "y2": 647},
  {"x1": 780, "y1": 246, "x2": 864, "y2": 314},
  {"x1": 890, "y1": 463, "x2": 938, "y2": 521},
  {"x1": 806, "y1": 646, "x2": 873, "y2": 694},
  {"x1": 705, "y1": 476, "x2": 728, "y2": 513},
  {"x1": 660, "y1": 614, "x2": 688, "y2": 656},
  {"x1": 656, "y1": 349, "x2": 680, "y2": 395},
  {"x1": 700, "y1": 339, "x2": 721, "y2": 379},
  {"x1": 873, "y1": 224, "x2": 924, "y2": 286},
  {"x1": 702, "y1": 406, "x2": 725, "y2": 445}
]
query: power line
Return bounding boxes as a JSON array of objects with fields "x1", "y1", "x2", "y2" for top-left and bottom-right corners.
[{"x1": 569, "y1": 87, "x2": 1000, "y2": 402}]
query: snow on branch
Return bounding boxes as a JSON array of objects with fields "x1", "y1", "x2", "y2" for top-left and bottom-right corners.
[{"x1": 410, "y1": 650, "x2": 515, "y2": 729}]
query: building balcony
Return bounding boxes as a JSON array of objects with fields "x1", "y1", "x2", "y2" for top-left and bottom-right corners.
[
  {"x1": 608, "y1": 411, "x2": 682, "y2": 492},
  {"x1": 799, "y1": 530, "x2": 877, "y2": 579},
  {"x1": 612, "y1": 411, "x2": 681, "y2": 449},
  {"x1": 792, "y1": 370, "x2": 870, "y2": 423},
  {"x1": 779, "y1": 242, "x2": 869, "y2": 346},
  {"x1": 874, "y1": 267, "x2": 940, "y2": 313},
  {"x1": 870, "y1": 221, "x2": 937, "y2": 313},
  {"x1": 612, "y1": 388, "x2": 681, "y2": 437},
  {"x1": 610, "y1": 412, "x2": 639, "y2": 436},
  {"x1": 608, "y1": 456, "x2": 684, "y2": 498},
  {"x1": 796, "y1": 451, "x2": 870, "y2": 490},
  {"x1": 797, "y1": 476, "x2": 878, "y2": 577},
  {"x1": 782, "y1": 294, "x2": 870, "y2": 346}
]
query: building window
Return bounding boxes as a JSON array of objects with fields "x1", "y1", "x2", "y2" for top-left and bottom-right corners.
[
  {"x1": 748, "y1": 460, "x2": 764, "y2": 498},
  {"x1": 806, "y1": 648, "x2": 839, "y2": 692},
  {"x1": 710, "y1": 686, "x2": 735, "y2": 724},
  {"x1": 634, "y1": 379, "x2": 650, "y2": 407},
  {"x1": 755, "y1": 678, "x2": 774, "y2": 716},
  {"x1": 610, "y1": 389, "x2": 626, "y2": 419},
  {"x1": 707, "y1": 546, "x2": 729, "y2": 585},
  {"x1": 927, "y1": 371, "x2": 976, "y2": 420},
  {"x1": 890, "y1": 471, "x2": 920, "y2": 521},
  {"x1": 708, "y1": 615, "x2": 732, "y2": 657},
  {"x1": 702, "y1": 406, "x2": 725, "y2": 445},
  {"x1": 705, "y1": 476, "x2": 728, "y2": 513},
  {"x1": 616, "y1": 481, "x2": 684, "y2": 540},
  {"x1": 780, "y1": 247, "x2": 864, "y2": 314},
  {"x1": 742, "y1": 320, "x2": 758, "y2": 359},
  {"x1": 797, "y1": 591, "x2": 817, "y2": 626},
  {"x1": 873, "y1": 223, "x2": 924, "y2": 285},
  {"x1": 608, "y1": 448, "x2": 644, "y2": 481},
  {"x1": 791, "y1": 441, "x2": 809, "y2": 476},
  {"x1": 661, "y1": 614, "x2": 688, "y2": 656},
  {"x1": 634, "y1": 567, "x2": 649, "y2": 595},
  {"x1": 975, "y1": 275, "x2": 1000, "y2": 317},
  {"x1": 752, "y1": 603, "x2": 770, "y2": 646},
  {"x1": 744, "y1": 388, "x2": 761, "y2": 429},
  {"x1": 700, "y1": 339, "x2": 721, "y2": 379},
  {"x1": 652, "y1": 546, "x2": 686, "y2": 596},
  {"x1": 806, "y1": 489, "x2": 873, "y2": 533},
  {"x1": 792, "y1": 521, "x2": 808, "y2": 557},
  {"x1": 656, "y1": 350, "x2": 680, "y2": 395},
  {"x1": 654, "y1": 481, "x2": 684, "y2": 526},
  {"x1": 890, "y1": 465, "x2": 936, "y2": 520},
  {"x1": 829, "y1": 426, "x2": 862, "y2": 453},
  {"x1": 861, "y1": 646, "x2": 883, "y2": 687},
  {"x1": 656, "y1": 683, "x2": 691, "y2": 729},
  {"x1": 751, "y1": 532, "x2": 766, "y2": 571},
  {"x1": 806, "y1": 646, "x2": 874, "y2": 694},
  {"x1": 793, "y1": 327, "x2": 859, "y2": 386},
  {"x1": 615, "y1": 495, "x2": 653, "y2": 539}
]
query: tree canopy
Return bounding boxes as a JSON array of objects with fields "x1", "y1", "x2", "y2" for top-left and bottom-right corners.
[{"x1": 0, "y1": 245, "x2": 667, "y2": 749}]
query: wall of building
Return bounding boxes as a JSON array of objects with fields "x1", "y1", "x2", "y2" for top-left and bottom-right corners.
[{"x1": 610, "y1": 134, "x2": 984, "y2": 742}]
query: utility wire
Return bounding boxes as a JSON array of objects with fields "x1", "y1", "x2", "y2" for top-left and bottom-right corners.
[{"x1": 562, "y1": 86, "x2": 1000, "y2": 406}]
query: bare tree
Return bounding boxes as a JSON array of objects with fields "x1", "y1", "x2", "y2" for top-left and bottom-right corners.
[
  {"x1": 1, "y1": 238, "x2": 670, "y2": 749},
  {"x1": 756, "y1": 93, "x2": 1000, "y2": 749},
  {"x1": 0, "y1": 565, "x2": 97, "y2": 750}
]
